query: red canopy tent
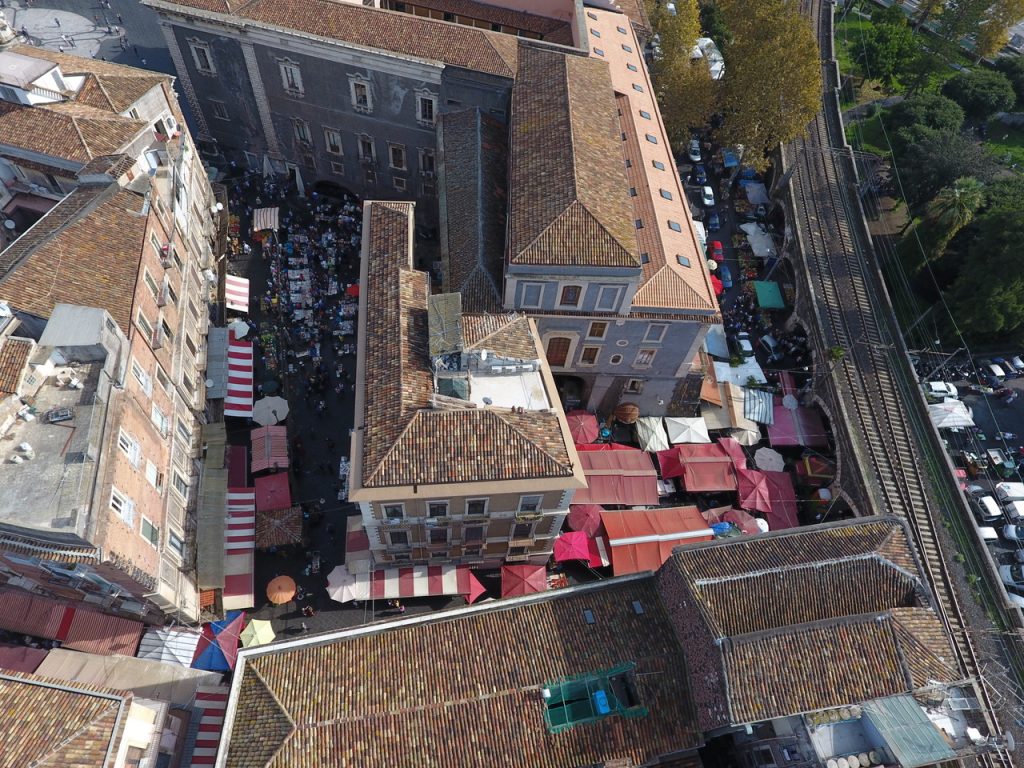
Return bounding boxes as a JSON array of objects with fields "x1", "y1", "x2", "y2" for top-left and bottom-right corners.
[
  {"x1": 667, "y1": 444, "x2": 737, "y2": 492},
  {"x1": 794, "y1": 455, "x2": 835, "y2": 487},
  {"x1": 566, "y1": 410, "x2": 600, "y2": 444},
  {"x1": 736, "y1": 468, "x2": 772, "y2": 514},
  {"x1": 601, "y1": 507, "x2": 714, "y2": 576},
  {"x1": 768, "y1": 398, "x2": 829, "y2": 448},
  {"x1": 501, "y1": 564, "x2": 548, "y2": 597},
  {"x1": 717, "y1": 437, "x2": 748, "y2": 469},
  {"x1": 702, "y1": 505, "x2": 764, "y2": 535},
  {"x1": 574, "y1": 451, "x2": 659, "y2": 506},
  {"x1": 553, "y1": 532, "x2": 591, "y2": 563},
  {"x1": 656, "y1": 447, "x2": 685, "y2": 479},
  {"x1": 254, "y1": 472, "x2": 292, "y2": 512},
  {"x1": 227, "y1": 445, "x2": 248, "y2": 488},
  {"x1": 345, "y1": 283, "x2": 360, "y2": 297},
  {"x1": 574, "y1": 442, "x2": 637, "y2": 452},
  {"x1": 763, "y1": 470, "x2": 799, "y2": 530},
  {"x1": 250, "y1": 426, "x2": 289, "y2": 473},
  {"x1": 567, "y1": 504, "x2": 604, "y2": 537},
  {"x1": 710, "y1": 275, "x2": 724, "y2": 295}
]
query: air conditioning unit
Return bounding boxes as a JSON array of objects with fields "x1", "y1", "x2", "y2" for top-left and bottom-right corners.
[
  {"x1": 151, "y1": 326, "x2": 165, "y2": 349},
  {"x1": 160, "y1": 243, "x2": 176, "y2": 269}
]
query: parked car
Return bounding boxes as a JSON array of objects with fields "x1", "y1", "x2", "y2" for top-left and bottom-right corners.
[
  {"x1": 708, "y1": 240, "x2": 724, "y2": 261},
  {"x1": 701, "y1": 186, "x2": 715, "y2": 207},
  {"x1": 1011, "y1": 356, "x2": 1024, "y2": 372},
  {"x1": 993, "y1": 357, "x2": 1017, "y2": 378},
  {"x1": 734, "y1": 332, "x2": 754, "y2": 358},
  {"x1": 1000, "y1": 564, "x2": 1024, "y2": 586},
  {"x1": 1004, "y1": 524, "x2": 1024, "y2": 542},
  {"x1": 707, "y1": 211, "x2": 721, "y2": 231},
  {"x1": 923, "y1": 381, "x2": 958, "y2": 402},
  {"x1": 970, "y1": 495, "x2": 1002, "y2": 524},
  {"x1": 693, "y1": 164, "x2": 707, "y2": 185},
  {"x1": 718, "y1": 262, "x2": 733, "y2": 290},
  {"x1": 688, "y1": 138, "x2": 701, "y2": 162},
  {"x1": 996, "y1": 482, "x2": 1024, "y2": 503}
]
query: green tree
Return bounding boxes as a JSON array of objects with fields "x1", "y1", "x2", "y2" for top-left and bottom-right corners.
[
  {"x1": 983, "y1": 175, "x2": 1024, "y2": 214},
  {"x1": 942, "y1": 69, "x2": 1017, "y2": 119},
  {"x1": 714, "y1": 0, "x2": 822, "y2": 169},
  {"x1": 647, "y1": 0, "x2": 713, "y2": 141},
  {"x1": 699, "y1": 1, "x2": 731, "y2": 47},
  {"x1": 994, "y1": 56, "x2": 1024, "y2": 107},
  {"x1": 975, "y1": 0, "x2": 1024, "y2": 59},
  {"x1": 912, "y1": 0, "x2": 945, "y2": 30},
  {"x1": 896, "y1": 128, "x2": 997, "y2": 207},
  {"x1": 859, "y1": 17, "x2": 919, "y2": 86},
  {"x1": 886, "y1": 93, "x2": 964, "y2": 150},
  {"x1": 900, "y1": 177, "x2": 984, "y2": 273}
]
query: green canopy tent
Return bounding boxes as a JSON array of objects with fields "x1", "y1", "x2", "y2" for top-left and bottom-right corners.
[{"x1": 752, "y1": 280, "x2": 785, "y2": 310}]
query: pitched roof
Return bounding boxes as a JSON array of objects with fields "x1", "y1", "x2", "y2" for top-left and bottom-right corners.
[
  {"x1": 0, "y1": 670, "x2": 129, "y2": 767},
  {"x1": 358, "y1": 202, "x2": 576, "y2": 488},
  {"x1": 439, "y1": 109, "x2": 507, "y2": 312},
  {"x1": 392, "y1": 0, "x2": 574, "y2": 43},
  {"x1": 0, "y1": 336, "x2": 33, "y2": 395},
  {"x1": 0, "y1": 183, "x2": 147, "y2": 331},
  {"x1": 153, "y1": 0, "x2": 520, "y2": 78},
  {"x1": 223, "y1": 578, "x2": 703, "y2": 768},
  {"x1": 657, "y1": 517, "x2": 959, "y2": 728},
  {"x1": 508, "y1": 46, "x2": 639, "y2": 269}
]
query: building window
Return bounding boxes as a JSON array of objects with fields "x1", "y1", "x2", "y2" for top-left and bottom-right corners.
[
  {"x1": 393, "y1": 176, "x2": 407, "y2": 192},
  {"x1": 443, "y1": 11, "x2": 455, "y2": 20},
  {"x1": 383, "y1": 503, "x2": 404, "y2": 520},
  {"x1": 622, "y1": 44, "x2": 633, "y2": 52},
  {"x1": 639, "y1": 109, "x2": 651, "y2": 119},
  {"x1": 677, "y1": 254, "x2": 691, "y2": 267},
  {"x1": 519, "y1": 495, "x2": 543, "y2": 513},
  {"x1": 144, "y1": 269, "x2": 160, "y2": 301},
  {"x1": 429, "y1": 527, "x2": 449, "y2": 545},
  {"x1": 421, "y1": 179, "x2": 436, "y2": 196},
  {"x1": 627, "y1": 63, "x2": 638, "y2": 72},
  {"x1": 625, "y1": 378, "x2": 644, "y2": 393},
  {"x1": 546, "y1": 337, "x2": 571, "y2": 367},
  {"x1": 641, "y1": 252, "x2": 650, "y2": 263},
  {"x1": 660, "y1": 189, "x2": 673, "y2": 200},
  {"x1": 350, "y1": 79, "x2": 372, "y2": 112},
  {"x1": 644, "y1": 323, "x2": 669, "y2": 343},
  {"x1": 580, "y1": 346, "x2": 600, "y2": 365},
  {"x1": 464, "y1": 525, "x2": 485, "y2": 543},
  {"x1": 364, "y1": 169, "x2": 377, "y2": 185},
  {"x1": 110, "y1": 487, "x2": 134, "y2": 526},
  {"x1": 652, "y1": 160, "x2": 665, "y2": 170},
  {"x1": 629, "y1": 187, "x2": 637, "y2": 197},
  {"x1": 176, "y1": 419, "x2": 193, "y2": 446},
  {"x1": 210, "y1": 100, "x2": 229, "y2": 120},
  {"x1": 428, "y1": 501, "x2": 449, "y2": 517},
  {"x1": 131, "y1": 359, "x2": 152, "y2": 397},
  {"x1": 632, "y1": 83, "x2": 643, "y2": 92},
  {"x1": 419, "y1": 148, "x2": 435, "y2": 175},
  {"x1": 330, "y1": 161, "x2": 345, "y2": 176},
  {"x1": 645, "y1": 133, "x2": 657, "y2": 144},
  {"x1": 590, "y1": 28, "x2": 601, "y2": 37},
  {"x1": 117, "y1": 430, "x2": 142, "y2": 468},
  {"x1": 388, "y1": 143, "x2": 406, "y2": 170},
  {"x1": 668, "y1": 220, "x2": 683, "y2": 232},
  {"x1": 388, "y1": 530, "x2": 409, "y2": 548},
  {"x1": 416, "y1": 92, "x2": 437, "y2": 125},
  {"x1": 168, "y1": 531, "x2": 185, "y2": 558},
  {"x1": 593, "y1": 47, "x2": 605, "y2": 56},
  {"x1": 293, "y1": 119, "x2": 311, "y2": 144},
  {"x1": 172, "y1": 470, "x2": 189, "y2": 500},
  {"x1": 559, "y1": 285, "x2": 582, "y2": 307},
  {"x1": 635, "y1": 219, "x2": 644, "y2": 229},
  {"x1": 596, "y1": 285, "x2": 622, "y2": 311},
  {"x1": 324, "y1": 128, "x2": 343, "y2": 155},
  {"x1": 141, "y1": 517, "x2": 160, "y2": 547},
  {"x1": 512, "y1": 522, "x2": 534, "y2": 539},
  {"x1": 625, "y1": 158, "x2": 632, "y2": 168},
  {"x1": 465, "y1": 499, "x2": 488, "y2": 516},
  {"x1": 188, "y1": 39, "x2": 215, "y2": 74},
  {"x1": 145, "y1": 460, "x2": 164, "y2": 493},
  {"x1": 609, "y1": 354, "x2": 623, "y2": 365},
  {"x1": 617, "y1": 25, "x2": 628, "y2": 33},
  {"x1": 634, "y1": 348, "x2": 656, "y2": 368},
  {"x1": 278, "y1": 58, "x2": 303, "y2": 95},
  {"x1": 587, "y1": 321, "x2": 608, "y2": 339},
  {"x1": 359, "y1": 135, "x2": 375, "y2": 162},
  {"x1": 520, "y1": 282, "x2": 543, "y2": 309},
  {"x1": 136, "y1": 311, "x2": 153, "y2": 339},
  {"x1": 151, "y1": 403, "x2": 170, "y2": 437}
]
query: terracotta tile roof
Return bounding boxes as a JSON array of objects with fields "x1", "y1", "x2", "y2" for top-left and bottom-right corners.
[
  {"x1": 74, "y1": 73, "x2": 169, "y2": 114},
  {"x1": 224, "y1": 578, "x2": 702, "y2": 768},
  {"x1": 162, "y1": 0, "x2": 521, "y2": 78},
  {"x1": 0, "y1": 100, "x2": 145, "y2": 165},
  {"x1": 396, "y1": 0, "x2": 574, "y2": 41},
  {"x1": 656, "y1": 517, "x2": 959, "y2": 729},
  {"x1": 508, "y1": 45, "x2": 639, "y2": 269},
  {"x1": 359, "y1": 202, "x2": 576, "y2": 488},
  {"x1": 0, "y1": 670, "x2": 130, "y2": 767},
  {"x1": 0, "y1": 183, "x2": 147, "y2": 331},
  {"x1": 439, "y1": 109, "x2": 506, "y2": 313},
  {"x1": 0, "y1": 336, "x2": 33, "y2": 395},
  {"x1": 612, "y1": 0, "x2": 651, "y2": 33}
]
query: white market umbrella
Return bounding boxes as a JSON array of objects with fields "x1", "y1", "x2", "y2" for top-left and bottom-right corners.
[
  {"x1": 635, "y1": 417, "x2": 670, "y2": 452},
  {"x1": 665, "y1": 416, "x2": 711, "y2": 444},
  {"x1": 729, "y1": 428, "x2": 761, "y2": 446},
  {"x1": 252, "y1": 396, "x2": 289, "y2": 426},
  {"x1": 327, "y1": 565, "x2": 362, "y2": 604},
  {"x1": 754, "y1": 446, "x2": 785, "y2": 472},
  {"x1": 228, "y1": 318, "x2": 250, "y2": 338}
]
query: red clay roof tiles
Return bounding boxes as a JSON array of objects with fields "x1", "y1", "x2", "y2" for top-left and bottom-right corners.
[{"x1": 0, "y1": 337, "x2": 32, "y2": 395}]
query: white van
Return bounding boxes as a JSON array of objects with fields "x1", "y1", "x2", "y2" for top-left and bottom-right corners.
[
  {"x1": 977, "y1": 526, "x2": 1000, "y2": 543},
  {"x1": 1006, "y1": 500, "x2": 1024, "y2": 521},
  {"x1": 923, "y1": 381, "x2": 958, "y2": 402},
  {"x1": 996, "y1": 482, "x2": 1024, "y2": 503}
]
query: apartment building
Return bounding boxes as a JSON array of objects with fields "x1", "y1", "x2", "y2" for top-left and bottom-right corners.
[
  {"x1": 349, "y1": 201, "x2": 586, "y2": 568},
  {"x1": 0, "y1": 48, "x2": 221, "y2": 622}
]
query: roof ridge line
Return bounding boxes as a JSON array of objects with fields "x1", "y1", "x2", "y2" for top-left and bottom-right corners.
[
  {"x1": 247, "y1": 666, "x2": 299, "y2": 767},
  {"x1": 495, "y1": 409, "x2": 572, "y2": 473},
  {"x1": 727, "y1": 608, "x2": 899, "y2": 646},
  {"x1": 28, "y1": 690, "x2": 124, "y2": 766},
  {"x1": 68, "y1": 114, "x2": 93, "y2": 160},
  {"x1": 575, "y1": 196, "x2": 641, "y2": 264},
  {"x1": 92, "y1": 74, "x2": 117, "y2": 111},
  {"x1": 691, "y1": 551, "x2": 893, "y2": 587},
  {"x1": 562, "y1": 51, "x2": 581, "y2": 202},
  {"x1": 363, "y1": 410, "x2": 421, "y2": 486}
]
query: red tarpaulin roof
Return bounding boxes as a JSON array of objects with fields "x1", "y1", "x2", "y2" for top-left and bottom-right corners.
[
  {"x1": 553, "y1": 531, "x2": 591, "y2": 562},
  {"x1": 0, "y1": 643, "x2": 47, "y2": 672},
  {"x1": 702, "y1": 505, "x2": 764, "y2": 535},
  {"x1": 794, "y1": 455, "x2": 835, "y2": 486},
  {"x1": 600, "y1": 507, "x2": 714, "y2": 575},
  {"x1": 736, "y1": 468, "x2": 772, "y2": 514},
  {"x1": 663, "y1": 444, "x2": 737, "y2": 492},
  {"x1": 567, "y1": 504, "x2": 604, "y2": 537},
  {"x1": 778, "y1": 371, "x2": 798, "y2": 396},
  {"x1": 254, "y1": 472, "x2": 292, "y2": 512},
  {"x1": 566, "y1": 410, "x2": 600, "y2": 444},
  {"x1": 251, "y1": 426, "x2": 289, "y2": 472},
  {"x1": 768, "y1": 398, "x2": 829, "y2": 448},
  {"x1": 501, "y1": 564, "x2": 548, "y2": 597},
  {"x1": 717, "y1": 437, "x2": 747, "y2": 469},
  {"x1": 0, "y1": 590, "x2": 143, "y2": 655},
  {"x1": 574, "y1": 442, "x2": 637, "y2": 451},
  {"x1": 574, "y1": 451, "x2": 659, "y2": 506},
  {"x1": 763, "y1": 470, "x2": 799, "y2": 530},
  {"x1": 227, "y1": 444, "x2": 248, "y2": 487},
  {"x1": 710, "y1": 275, "x2": 724, "y2": 295},
  {"x1": 224, "y1": 331, "x2": 254, "y2": 418}
]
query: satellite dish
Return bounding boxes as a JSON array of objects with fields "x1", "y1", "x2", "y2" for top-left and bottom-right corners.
[
  {"x1": 205, "y1": 379, "x2": 214, "y2": 388},
  {"x1": 3, "y1": 219, "x2": 15, "y2": 230},
  {"x1": 782, "y1": 394, "x2": 799, "y2": 411}
]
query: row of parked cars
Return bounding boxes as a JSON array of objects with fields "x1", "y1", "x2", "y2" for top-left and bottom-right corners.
[{"x1": 968, "y1": 483, "x2": 1024, "y2": 604}]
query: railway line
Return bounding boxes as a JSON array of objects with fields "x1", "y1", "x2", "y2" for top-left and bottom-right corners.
[{"x1": 783, "y1": 0, "x2": 1012, "y2": 762}]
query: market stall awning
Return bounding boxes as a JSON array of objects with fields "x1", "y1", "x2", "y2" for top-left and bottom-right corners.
[
  {"x1": 752, "y1": 280, "x2": 785, "y2": 309},
  {"x1": 227, "y1": 444, "x2": 248, "y2": 488},
  {"x1": 794, "y1": 455, "x2": 835, "y2": 487},
  {"x1": 553, "y1": 532, "x2": 591, "y2": 563},
  {"x1": 574, "y1": 450, "x2": 660, "y2": 506},
  {"x1": 736, "y1": 468, "x2": 772, "y2": 514},
  {"x1": 567, "y1": 504, "x2": 604, "y2": 537},
  {"x1": 223, "y1": 488, "x2": 255, "y2": 610},
  {"x1": 928, "y1": 399, "x2": 975, "y2": 429},
  {"x1": 704, "y1": 505, "x2": 764, "y2": 535},
  {"x1": 0, "y1": 591, "x2": 143, "y2": 656},
  {"x1": 717, "y1": 437, "x2": 748, "y2": 469},
  {"x1": 740, "y1": 222, "x2": 778, "y2": 257},
  {"x1": 197, "y1": 424, "x2": 227, "y2": 590},
  {"x1": 664, "y1": 443, "x2": 738, "y2": 492},
  {"x1": 225, "y1": 274, "x2": 250, "y2": 313},
  {"x1": 574, "y1": 442, "x2": 637, "y2": 451},
  {"x1": 191, "y1": 687, "x2": 229, "y2": 767},
  {"x1": 743, "y1": 387, "x2": 774, "y2": 425},
  {"x1": 255, "y1": 505, "x2": 303, "y2": 549},
  {"x1": 566, "y1": 410, "x2": 600, "y2": 444},
  {"x1": 635, "y1": 416, "x2": 670, "y2": 452},
  {"x1": 600, "y1": 507, "x2": 714, "y2": 576},
  {"x1": 768, "y1": 398, "x2": 829, "y2": 448},
  {"x1": 713, "y1": 358, "x2": 767, "y2": 388},
  {"x1": 326, "y1": 564, "x2": 486, "y2": 603},
  {"x1": 192, "y1": 612, "x2": 246, "y2": 672},
  {"x1": 704, "y1": 324, "x2": 729, "y2": 358},
  {"x1": 224, "y1": 332, "x2": 254, "y2": 418},
  {"x1": 137, "y1": 627, "x2": 202, "y2": 667},
  {"x1": 665, "y1": 416, "x2": 711, "y2": 444},
  {"x1": 254, "y1": 472, "x2": 292, "y2": 512},
  {"x1": 205, "y1": 328, "x2": 228, "y2": 399},
  {"x1": 501, "y1": 564, "x2": 548, "y2": 597},
  {"x1": 763, "y1": 470, "x2": 799, "y2": 530},
  {"x1": 344, "y1": 516, "x2": 373, "y2": 574},
  {"x1": 253, "y1": 206, "x2": 280, "y2": 232},
  {"x1": 250, "y1": 426, "x2": 288, "y2": 472}
]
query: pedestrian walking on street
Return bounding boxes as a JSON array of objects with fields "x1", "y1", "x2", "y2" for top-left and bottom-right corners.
[
  {"x1": 133, "y1": 45, "x2": 139, "y2": 56},
  {"x1": 54, "y1": 17, "x2": 60, "y2": 27},
  {"x1": 117, "y1": 13, "x2": 123, "y2": 23}
]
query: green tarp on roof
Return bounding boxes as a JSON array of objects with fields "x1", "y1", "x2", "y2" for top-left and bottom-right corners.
[
  {"x1": 862, "y1": 695, "x2": 956, "y2": 768},
  {"x1": 752, "y1": 280, "x2": 785, "y2": 309}
]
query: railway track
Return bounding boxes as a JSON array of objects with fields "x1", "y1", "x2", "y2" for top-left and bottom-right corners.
[{"x1": 784, "y1": 0, "x2": 1011, "y2": 762}]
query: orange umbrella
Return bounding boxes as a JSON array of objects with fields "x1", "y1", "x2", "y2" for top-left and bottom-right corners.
[
  {"x1": 266, "y1": 575, "x2": 296, "y2": 605},
  {"x1": 614, "y1": 402, "x2": 640, "y2": 424}
]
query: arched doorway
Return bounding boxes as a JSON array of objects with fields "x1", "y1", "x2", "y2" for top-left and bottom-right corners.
[
  {"x1": 553, "y1": 375, "x2": 589, "y2": 411},
  {"x1": 313, "y1": 179, "x2": 355, "y2": 200}
]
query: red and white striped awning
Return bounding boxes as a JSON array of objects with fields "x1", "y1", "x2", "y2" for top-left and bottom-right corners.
[
  {"x1": 327, "y1": 564, "x2": 485, "y2": 603},
  {"x1": 252, "y1": 206, "x2": 279, "y2": 232},
  {"x1": 250, "y1": 426, "x2": 288, "y2": 472},
  {"x1": 223, "y1": 488, "x2": 255, "y2": 610},
  {"x1": 188, "y1": 686, "x2": 229, "y2": 766},
  {"x1": 225, "y1": 274, "x2": 249, "y2": 313},
  {"x1": 224, "y1": 332, "x2": 253, "y2": 418}
]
